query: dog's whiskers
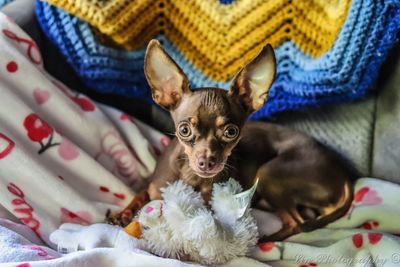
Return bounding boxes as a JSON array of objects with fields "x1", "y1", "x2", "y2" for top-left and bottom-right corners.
[
  {"x1": 222, "y1": 162, "x2": 237, "y2": 174},
  {"x1": 177, "y1": 154, "x2": 188, "y2": 160}
]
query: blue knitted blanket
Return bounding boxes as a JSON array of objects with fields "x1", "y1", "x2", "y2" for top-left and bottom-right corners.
[{"x1": 35, "y1": 0, "x2": 400, "y2": 119}]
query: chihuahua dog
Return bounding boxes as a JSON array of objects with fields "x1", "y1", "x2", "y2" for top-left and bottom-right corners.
[{"x1": 108, "y1": 40, "x2": 355, "y2": 241}]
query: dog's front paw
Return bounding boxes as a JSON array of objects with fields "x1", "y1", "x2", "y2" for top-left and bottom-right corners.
[
  {"x1": 105, "y1": 191, "x2": 150, "y2": 227},
  {"x1": 106, "y1": 209, "x2": 134, "y2": 227}
]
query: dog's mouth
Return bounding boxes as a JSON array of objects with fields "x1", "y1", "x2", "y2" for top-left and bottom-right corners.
[
  {"x1": 195, "y1": 171, "x2": 219, "y2": 178},
  {"x1": 187, "y1": 157, "x2": 226, "y2": 178},
  {"x1": 192, "y1": 164, "x2": 225, "y2": 178}
]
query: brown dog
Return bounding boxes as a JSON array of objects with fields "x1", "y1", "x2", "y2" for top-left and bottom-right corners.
[{"x1": 109, "y1": 40, "x2": 355, "y2": 241}]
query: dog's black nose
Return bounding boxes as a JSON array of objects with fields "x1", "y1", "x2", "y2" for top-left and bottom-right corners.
[{"x1": 198, "y1": 156, "x2": 216, "y2": 172}]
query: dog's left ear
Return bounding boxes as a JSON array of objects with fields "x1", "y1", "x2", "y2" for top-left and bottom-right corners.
[
  {"x1": 229, "y1": 44, "x2": 276, "y2": 114},
  {"x1": 144, "y1": 39, "x2": 190, "y2": 110}
]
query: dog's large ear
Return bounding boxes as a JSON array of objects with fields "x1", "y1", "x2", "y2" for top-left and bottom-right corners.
[
  {"x1": 144, "y1": 40, "x2": 190, "y2": 110},
  {"x1": 229, "y1": 44, "x2": 276, "y2": 114}
]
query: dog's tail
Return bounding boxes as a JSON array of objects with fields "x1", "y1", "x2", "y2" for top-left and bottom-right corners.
[{"x1": 300, "y1": 180, "x2": 353, "y2": 232}]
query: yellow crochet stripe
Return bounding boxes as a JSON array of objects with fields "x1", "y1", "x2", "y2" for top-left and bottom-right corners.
[{"x1": 45, "y1": 0, "x2": 351, "y2": 81}]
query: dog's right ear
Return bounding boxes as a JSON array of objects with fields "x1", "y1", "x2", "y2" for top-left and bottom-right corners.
[{"x1": 144, "y1": 40, "x2": 190, "y2": 110}]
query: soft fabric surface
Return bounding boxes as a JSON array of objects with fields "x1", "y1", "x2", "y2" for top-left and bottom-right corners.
[
  {"x1": 35, "y1": 0, "x2": 400, "y2": 118},
  {"x1": 48, "y1": 178, "x2": 400, "y2": 267},
  {"x1": 372, "y1": 54, "x2": 400, "y2": 182},
  {"x1": 0, "y1": 11, "x2": 169, "y2": 244},
  {"x1": 0, "y1": 219, "x2": 205, "y2": 267},
  {"x1": 0, "y1": 177, "x2": 399, "y2": 267}
]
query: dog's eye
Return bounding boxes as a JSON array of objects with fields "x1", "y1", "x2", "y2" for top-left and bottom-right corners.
[
  {"x1": 224, "y1": 125, "x2": 239, "y2": 139},
  {"x1": 178, "y1": 123, "x2": 192, "y2": 138}
]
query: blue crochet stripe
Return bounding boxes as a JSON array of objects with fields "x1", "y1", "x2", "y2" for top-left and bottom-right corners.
[
  {"x1": 219, "y1": 0, "x2": 235, "y2": 4},
  {"x1": 252, "y1": 3, "x2": 400, "y2": 120},
  {"x1": 0, "y1": 0, "x2": 12, "y2": 8},
  {"x1": 36, "y1": 3, "x2": 149, "y2": 97},
  {"x1": 34, "y1": 0, "x2": 396, "y2": 91},
  {"x1": 35, "y1": 0, "x2": 400, "y2": 119}
]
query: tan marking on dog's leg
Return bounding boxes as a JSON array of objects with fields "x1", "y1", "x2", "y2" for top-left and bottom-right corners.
[
  {"x1": 320, "y1": 180, "x2": 352, "y2": 215},
  {"x1": 259, "y1": 210, "x2": 300, "y2": 241},
  {"x1": 289, "y1": 207, "x2": 305, "y2": 224}
]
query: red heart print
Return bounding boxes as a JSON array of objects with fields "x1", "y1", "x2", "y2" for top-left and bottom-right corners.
[
  {"x1": 352, "y1": 233, "x2": 363, "y2": 248},
  {"x1": 114, "y1": 193, "x2": 125, "y2": 200},
  {"x1": 368, "y1": 233, "x2": 383, "y2": 245},
  {"x1": 6, "y1": 61, "x2": 18, "y2": 72},
  {"x1": 72, "y1": 97, "x2": 95, "y2": 112},
  {"x1": 362, "y1": 222, "x2": 372, "y2": 230},
  {"x1": 258, "y1": 242, "x2": 274, "y2": 252},
  {"x1": 361, "y1": 221, "x2": 379, "y2": 230},
  {"x1": 67, "y1": 211, "x2": 78, "y2": 219},
  {"x1": 361, "y1": 190, "x2": 382, "y2": 205},
  {"x1": 33, "y1": 88, "x2": 50, "y2": 105},
  {"x1": 120, "y1": 113, "x2": 130, "y2": 121},
  {"x1": 99, "y1": 186, "x2": 110, "y2": 192},
  {"x1": 354, "y1": 187, "x2": 369, "y2": 203},
  {"x1": 0, "y1": 133, "x2": 15, "y2": 159},
  {"x1": 58, "y1": 138, "x2": 79, "y2": 161},
  {"x1": 60, "y1": 208, "x2": 91, "y2": 224}
]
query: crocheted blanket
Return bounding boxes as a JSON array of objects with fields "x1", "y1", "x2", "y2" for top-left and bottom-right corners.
[
  {"x1": 35, "y1": 0, "x2": 400, "y2": 119},
  {"x1": 0, "y1": 0, "x2": 11, "y2": 7}
]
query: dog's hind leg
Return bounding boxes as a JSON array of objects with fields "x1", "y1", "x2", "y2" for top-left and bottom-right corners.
[
  {"x1": 254, "y1": 155, "x2": 304, "y2": 241},
  {"x1": 254, "y1": 150, "x2": 353, "y2": 241},
  {"x1": 259, "y1": 209, "x2": 301, "y2": 242}
]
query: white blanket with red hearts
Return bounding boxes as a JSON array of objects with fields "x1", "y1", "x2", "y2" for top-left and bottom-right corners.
[
  {"x1": 0, "y1": 11, "x2": 399, "y2": 267},
  {"x1": 1, "y1": 178, "x2": 400, "y2": 267}
]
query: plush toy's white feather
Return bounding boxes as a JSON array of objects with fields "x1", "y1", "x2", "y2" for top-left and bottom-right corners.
[
  {"x1": 137, "y1": 179, "x2": 259, "y2": 265},
  {"x1": 212, "y1": 178, "x2": 244, "y2": 225},
  {"x1": 161, "y1": 180, "x2": 204, "y2": 209}
]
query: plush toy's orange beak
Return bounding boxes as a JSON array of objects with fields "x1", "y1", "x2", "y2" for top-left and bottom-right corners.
[{"x1": 124, "y1": 221, "x2": 142, "y2": 239}]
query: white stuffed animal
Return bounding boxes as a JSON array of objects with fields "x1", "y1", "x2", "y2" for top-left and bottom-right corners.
[
  {"x1": 131, "y1": 178, "x2": 259, "y2": 265},
  {"x1": 50, "y1": 178, "x2": 259, "y2": 266}
]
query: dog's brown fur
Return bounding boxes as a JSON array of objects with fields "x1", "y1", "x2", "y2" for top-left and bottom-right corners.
[{"x1": 108, "y1": 40, "x2": 355, "y2": 241}]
